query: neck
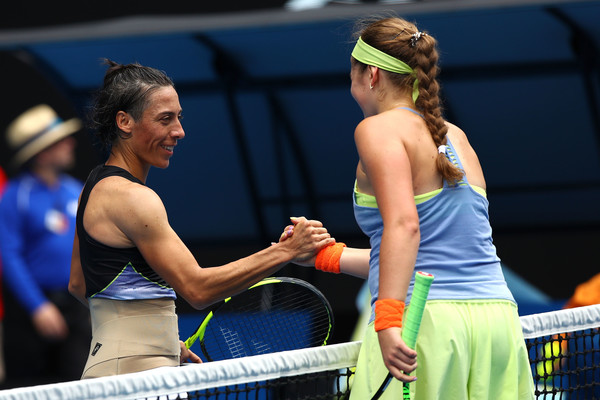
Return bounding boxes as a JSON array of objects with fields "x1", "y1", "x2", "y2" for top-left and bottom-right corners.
[
  {"x1": 105, "y1": 151, "x2": 149, "y2": 183},
  {"x1": 376, "y1": 91, "x2": 415, "y2": 114},
  {"x1": 391, "y1": 103, "x2": 415, "y2": 111}
]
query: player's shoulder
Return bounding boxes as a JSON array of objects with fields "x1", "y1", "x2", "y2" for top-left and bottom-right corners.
[
  {"x1": 96, "y1": 175, "x2": 163, "y2": 212},
  {"x1": 356, "y1": 111, "x2": 415, "y2": 145},
  {"x1": 445, "y1": 122, "x2": 469, "y2": 143}
]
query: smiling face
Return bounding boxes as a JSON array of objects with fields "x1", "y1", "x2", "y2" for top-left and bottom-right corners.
[{"x1": 118, "y1": 85, "x2": 185, "y2": 170}]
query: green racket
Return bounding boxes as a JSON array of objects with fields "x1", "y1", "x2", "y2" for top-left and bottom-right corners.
[{"x1": 371, "y1": 271, "x2": 434, "y2": 400}]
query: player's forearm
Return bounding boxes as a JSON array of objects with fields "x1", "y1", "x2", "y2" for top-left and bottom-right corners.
[
  {"x1": 339, "y1": 247, "x2": 370, "y2": 278},
  {"x1": 182, "y1": 242, "x2": 297, "y2": 310}
]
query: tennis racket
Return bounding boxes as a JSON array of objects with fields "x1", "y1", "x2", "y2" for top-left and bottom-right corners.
[
  {"x1": 184, "y1": 276, "x2": 334, "y2": 362},
  {"x1": 371, "y1": 271, "x2": 434, "y2": 400}
]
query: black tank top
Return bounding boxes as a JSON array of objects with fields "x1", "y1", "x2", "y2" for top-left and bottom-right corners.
[{"x1": 76, "y1": 165, "x2": 175, "y2": 300}]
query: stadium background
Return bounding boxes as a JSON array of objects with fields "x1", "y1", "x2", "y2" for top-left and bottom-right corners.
[{"x1": 0, "y1": 0, "x2": 598, "y2": 344}]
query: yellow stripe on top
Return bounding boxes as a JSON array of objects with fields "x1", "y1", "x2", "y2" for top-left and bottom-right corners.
[{"x1": 354, "y1": 180, "x2": 486, "y2": 208}]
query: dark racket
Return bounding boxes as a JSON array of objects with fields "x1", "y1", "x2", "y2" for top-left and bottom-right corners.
[
  {"x1": 371, "y1": 271, "x2": 434, "y2": 400},
  {"x1": 184, "y1": 277, "x2": 334, "y2": 361}
]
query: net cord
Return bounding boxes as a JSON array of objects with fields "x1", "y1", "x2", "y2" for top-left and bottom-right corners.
[
  {"x1": 0, "y1": 342, "x2": 361, "y2": 400},
  {"x1": 2, "y1": 304, "x2": 600, "y2": 400},
  {"x1": 520, "y1": 304, "x2": 600, "y2": 339}
]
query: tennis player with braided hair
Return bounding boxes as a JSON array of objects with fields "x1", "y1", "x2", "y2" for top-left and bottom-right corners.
[
  {"x1": 284, "y1": 16, "x2": 534, "y2": 399},
  {"x1": 68, "y1": 59, "x2": 334, "y2": 378}
]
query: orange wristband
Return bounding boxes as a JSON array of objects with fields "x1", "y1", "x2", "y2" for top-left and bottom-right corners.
[
  {"x1": 374, "y1": 299, "x2": 405, "y2": 332},
  {"x1": 315, "y1": 242, "x2": 346, "y2": 273}
]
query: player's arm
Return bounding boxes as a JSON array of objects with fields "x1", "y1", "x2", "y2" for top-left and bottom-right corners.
[
  {"x1": 356, "y1": 116, "x2": 419, "y2": 301},
  {"x1": 69, "y1": 227, "x2": 88, "y2": 307},
  {"x1": 339, "y1": 247, "x2": 370, "y2": 278},
  {"x1": 116, "y1": 184, "x2": 333, "y2": 310},
  {"x1": 355, "y1": 116, "x2": 420, "y2": 381},
  {"x1": 280, "y1": 225, "x2": 370, "y2": 278}
]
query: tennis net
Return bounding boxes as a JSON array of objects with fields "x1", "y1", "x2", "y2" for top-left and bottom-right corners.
[
  {"x1": 0, "y1": 304, "x2": 598, "y2": 400},
  {"x1": 522, "y1": 304, "x2": 600, "y2": 399}
]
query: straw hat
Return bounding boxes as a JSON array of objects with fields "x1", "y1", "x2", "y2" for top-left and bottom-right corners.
[{"x1": 6, "y1": 104, "x2": 82, "y2": 168}]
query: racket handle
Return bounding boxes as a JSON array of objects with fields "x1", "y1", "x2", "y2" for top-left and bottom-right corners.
[
  {"x1": 401, "y1": 271, "x2": 434, "y2": 349},
  {"x1": 371, "y1": 271, "x2": 434, "y2": 400}
]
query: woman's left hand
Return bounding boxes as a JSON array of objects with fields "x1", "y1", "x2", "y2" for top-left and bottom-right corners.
[
  {"x1": 377, "y1": 327, "x2": 417, "y2": 383},
  {"x1": 179, "y1": 340, "x2": 202, "y2": 364}
]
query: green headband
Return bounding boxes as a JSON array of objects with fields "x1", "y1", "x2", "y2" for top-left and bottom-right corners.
[{"x1": 351, "y1": 36, "x2": 420, "y2": 102}]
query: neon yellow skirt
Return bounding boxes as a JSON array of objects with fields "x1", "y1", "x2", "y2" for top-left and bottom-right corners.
[{"x1": 349, "y1": 300, "x2": 534, "y2": 400}]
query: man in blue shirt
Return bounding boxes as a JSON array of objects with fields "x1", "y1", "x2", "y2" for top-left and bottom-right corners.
[
  {"x1": 0, "y1": 165, "x2": 7, "y2": 385},
  {"x1": 0, "y1": 105, "x2": 91, "y2": 388}
]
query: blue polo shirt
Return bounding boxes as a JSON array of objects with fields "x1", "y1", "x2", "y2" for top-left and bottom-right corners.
[{"x1": 0, "y1": 172, "x2": 82, "y2": 314}]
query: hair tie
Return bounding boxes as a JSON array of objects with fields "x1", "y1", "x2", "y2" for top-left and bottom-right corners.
[
  {"x1": 438, "y1": 144, "x2": 448, "y2": 154},
  {"x1": 410, "y1": 31, "x2": 427, "y2": 47}
]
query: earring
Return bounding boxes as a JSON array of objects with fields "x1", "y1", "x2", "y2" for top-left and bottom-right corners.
[{"x1": 369, "y1": 83, "x2": 373, "y2": 90}]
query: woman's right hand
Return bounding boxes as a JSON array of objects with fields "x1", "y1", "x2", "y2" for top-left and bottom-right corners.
[{"x1": 280, "y1": 217, "x2": 334, "y2": 265}]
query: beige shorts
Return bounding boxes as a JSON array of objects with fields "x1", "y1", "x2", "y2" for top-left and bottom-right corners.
[{"x1": 82, "y1": 298, "x2": 180, "y2": 379}]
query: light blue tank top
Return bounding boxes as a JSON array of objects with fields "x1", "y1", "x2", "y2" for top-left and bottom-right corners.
[{"x1": 353, "y1": 137, "x2": 515, "y2": 323}]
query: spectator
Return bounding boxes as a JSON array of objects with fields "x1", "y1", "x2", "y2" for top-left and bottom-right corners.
[
  {"x1": 0, "y1": 165, "x2": 7, "y2": 385},
  {"x1": 0, "y1": 105, "x2": 91, "y2": 387}
]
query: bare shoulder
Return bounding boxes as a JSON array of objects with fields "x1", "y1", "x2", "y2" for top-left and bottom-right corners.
[
  {"x1": 88, "y1": 176, "x2": 167, "y2": 244},
  {"x1": 355, "y1": 110, "x2": 421, "y2": 145},
  {"x1": 95, "y1": 176, "x2": 163, "y2": 210},
  {"x1": 445, "y1": 122, "x2": 470, "y2": 147},
  {"x1": 445, "y1": 122, "x2": 487, "y2": 189}
]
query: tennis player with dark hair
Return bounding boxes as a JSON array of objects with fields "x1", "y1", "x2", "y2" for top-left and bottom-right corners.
[
  {"x1": 68, "y1": 59, "x2": 333, "y2": 378},
  {"x1": 285, "y1": 16, "x2": 534, "y2": 399}
]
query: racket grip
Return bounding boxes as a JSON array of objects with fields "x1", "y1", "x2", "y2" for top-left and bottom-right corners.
[{"x1": 401, "y1": 271, "x2": 434, "y2": 349}]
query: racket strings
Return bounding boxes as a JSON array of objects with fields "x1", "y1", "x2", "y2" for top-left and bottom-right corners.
[{"x1": 202, "y1": 281, "x2": 333, "y2": 361}]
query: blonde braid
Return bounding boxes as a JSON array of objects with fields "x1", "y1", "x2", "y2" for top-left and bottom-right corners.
[
  {"x1": 356, "y1": 17, "x2": 464, "y2": 185},
  {"x1": 412, "y1": 36, "x2": 464, "y2": 185}
]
